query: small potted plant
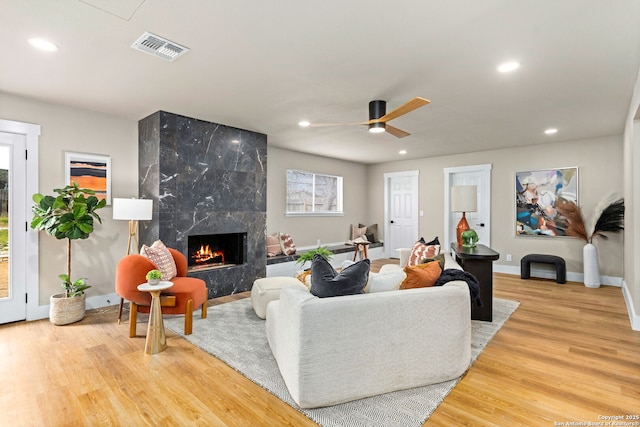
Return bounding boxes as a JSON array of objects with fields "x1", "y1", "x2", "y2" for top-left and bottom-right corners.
[
  {"x1": 146, "y1": 269, "x2": 162, "y2": 285},
  {"x1": 295, "y1": 246, "x2": 334, "y2": 270}
]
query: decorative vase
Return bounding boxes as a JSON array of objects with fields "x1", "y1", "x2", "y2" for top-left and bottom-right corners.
[
  {"x1": 49, "y1": 293, "x2": 86, "y2": 325},
  {"x1": 583, "y1": 243, "x2": 601, "y2": 288},
  {"x1": 148, "y1": 278, "x2": 160, "y2": 285}
]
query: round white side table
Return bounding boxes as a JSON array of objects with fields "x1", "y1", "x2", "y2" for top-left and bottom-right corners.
[{"x1": 137, "y1": 281, "x2": 174, "y2": 354}]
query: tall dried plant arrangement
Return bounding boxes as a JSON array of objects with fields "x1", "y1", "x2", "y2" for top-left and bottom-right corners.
[{"x1": 556, "y1": 193, "x2": 625, "y2": 243}]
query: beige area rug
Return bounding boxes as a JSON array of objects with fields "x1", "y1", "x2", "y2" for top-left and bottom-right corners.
[{"x1": 166, "y1": 297, "x2": 519, "y2": 427}]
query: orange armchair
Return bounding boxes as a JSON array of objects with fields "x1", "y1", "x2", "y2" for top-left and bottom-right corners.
[{"x1": 115, "y1": 248, "x2": 208, "y2": 336}]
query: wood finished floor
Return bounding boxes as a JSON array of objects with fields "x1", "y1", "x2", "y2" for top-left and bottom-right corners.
[{"x1": 0, "y1": 261, "x2": 638, "y2": 426}]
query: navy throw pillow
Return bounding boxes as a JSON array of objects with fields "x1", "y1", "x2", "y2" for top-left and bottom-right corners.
[
  {"x1": 420, "y1": 236, "x2": 440, "y2": 246},
  {"x1": 310, "y1": 254, "x2": 370, "y2": 298}
]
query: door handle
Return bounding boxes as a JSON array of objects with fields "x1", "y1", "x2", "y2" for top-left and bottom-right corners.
[
  {"x1": 390, "y1": 220, "x2": 395, "y2": 224},
  {"x1": 476, "y1": 223, "x2": 485, "y2": 227}
]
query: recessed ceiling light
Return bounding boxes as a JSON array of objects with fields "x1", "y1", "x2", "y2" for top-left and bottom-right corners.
[
  {"x1": 544, "y1": 128, "x2": 558, "y2": 135},
  {"x1": 28, "y1": 38, "x2": 58, "y2": 52},
  {"x1": 298, "y1": 121, "x2": 310, "y2": 127},
  {"x1": 231, "y1": 139, "x2": 240, "y2": 144},
  {"x1": 399, "y1": 150, "x2": 407, "y2": 155},
  {"x1": 497, "y1": 61, "x2": 520, "y2": 73}
]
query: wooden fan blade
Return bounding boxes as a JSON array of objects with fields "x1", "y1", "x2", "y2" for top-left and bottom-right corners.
[
  {"x1": 385, "y1": 125, "x2": 411, "y2": 138},
  {"x1": 372, "y1": 97, "x2": 431, "y2": 123}
]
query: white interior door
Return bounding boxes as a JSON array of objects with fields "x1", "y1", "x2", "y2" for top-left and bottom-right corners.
[
  {"x1": 0, "y1": 132, "x2": 27, "y2": 323},
  {"x1": 384, "y1": 171, "x2": 419, "y2": 257},
  {"x1": 444, "y1": 164, "x2": 492, "y2": 249}
]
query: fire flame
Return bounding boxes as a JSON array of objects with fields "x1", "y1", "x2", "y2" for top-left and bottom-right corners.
[{"x1": 193, "y1": 244, "x2": 224, "y2": 264}]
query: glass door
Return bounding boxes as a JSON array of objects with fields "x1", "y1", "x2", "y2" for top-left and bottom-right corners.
[{"x1": 0, "y1": 132, "x2": 27, "y2": 323}]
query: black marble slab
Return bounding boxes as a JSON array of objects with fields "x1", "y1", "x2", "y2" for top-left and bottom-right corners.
[{"x1": 138, "y1": 111, "x2": 267, "y2": 298}]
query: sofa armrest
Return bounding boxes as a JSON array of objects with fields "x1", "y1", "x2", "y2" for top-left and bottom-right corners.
[
  {"x1": 443, "y1": 251, "x2": 463, "y2": 270},
  {"x1": 115, "y1": 254, "x2": 157, "y2": 303},
  {"x1": 397, "y1": 247, "x2": 411, "y2": 267},
  {"x1": 265, "y1": 286, "x2": 316, "y2": 398}
]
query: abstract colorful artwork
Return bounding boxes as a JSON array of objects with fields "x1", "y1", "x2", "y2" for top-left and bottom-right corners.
[
  {"x1": 516, "y1": 167, "x2": 578, "y2": 237},
  {"x1": 65, "y1": 152, "x2": 111, "y2": 205}
]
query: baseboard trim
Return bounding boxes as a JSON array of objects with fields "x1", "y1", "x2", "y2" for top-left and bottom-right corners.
[
  {"x1": 33, "y1": 292, "x2": 121, "y2": 321},
  {"x1": 621, "y1": 279, "x2": 640, "y2": 331},
  {"x1": 493, "y1": 265, "x2": 622, "y2": 287}
]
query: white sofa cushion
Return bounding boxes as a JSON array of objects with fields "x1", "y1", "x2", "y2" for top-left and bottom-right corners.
[{"x1": 364, "y1": 267, "x2": 406, "y2": 293}]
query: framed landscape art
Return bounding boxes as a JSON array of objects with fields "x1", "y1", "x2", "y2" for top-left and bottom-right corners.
[
  {"x1": 65, "y1": 152, "x2": 111, "y2": 205},
  {"x1": 515, "y1": 167, "x2": 578, "y2": 237}
]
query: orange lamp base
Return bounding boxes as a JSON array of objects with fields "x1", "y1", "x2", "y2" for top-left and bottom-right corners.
[{"x1": 456, "y1": 212, "x2": 470, "y2": 245}]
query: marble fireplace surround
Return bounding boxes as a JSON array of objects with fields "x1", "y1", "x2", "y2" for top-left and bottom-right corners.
[{"x1": 138, "y1": 111, "x2": 267, "y2": 298}]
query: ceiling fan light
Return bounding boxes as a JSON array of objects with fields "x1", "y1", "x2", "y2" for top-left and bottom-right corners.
[{"x1": 369, "y1": 122, "x2": 386, "y2": 133}]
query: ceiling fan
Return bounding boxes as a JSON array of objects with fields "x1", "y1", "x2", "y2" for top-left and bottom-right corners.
[{"x1": 302, "y1": 97, "x2": 431, "y2": 138}]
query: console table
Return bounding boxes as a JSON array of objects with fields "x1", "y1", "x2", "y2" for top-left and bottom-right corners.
[{"x1": 450, "y1": 243, "x2": 500, "y2": 322}]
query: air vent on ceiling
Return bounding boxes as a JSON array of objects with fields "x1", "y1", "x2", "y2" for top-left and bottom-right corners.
[{"x1": 131, "y1": 32, "x2": 189, "y2": 62}]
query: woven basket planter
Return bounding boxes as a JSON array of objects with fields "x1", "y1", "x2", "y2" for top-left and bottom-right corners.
[{"x1": 49, "y1": 293, "x2": 86, "y2": 325}]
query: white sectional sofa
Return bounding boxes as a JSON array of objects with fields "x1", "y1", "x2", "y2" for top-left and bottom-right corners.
[{"x1": 265, "y1": 252, "x2": 472, "y2": 409}]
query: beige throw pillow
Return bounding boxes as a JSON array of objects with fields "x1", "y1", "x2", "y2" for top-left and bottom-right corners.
[
  {"x1": 141, "y1": 240, "x2": 177, "y2": 281},
  {"x1": 279, "y1": 233, "x2": 297, "y2": 255},
  {"x1": 266, "y1": 233, "x2": 282, "y2": 257},
  {"x1": 350, "y1": 224, "x2": 368, "y2": 241}
]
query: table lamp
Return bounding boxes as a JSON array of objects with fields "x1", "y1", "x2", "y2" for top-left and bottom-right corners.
[
  {"x1": 451, "y1": 185, "x2": 477, "y2": 246},
  {"x1": 113, "y1": 198, "x2": 153, "y2": 255}
]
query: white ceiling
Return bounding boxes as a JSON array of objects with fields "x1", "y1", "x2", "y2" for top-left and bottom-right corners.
[{"x1": 2, "y1": 0, "x2": 640, "y2": 164}]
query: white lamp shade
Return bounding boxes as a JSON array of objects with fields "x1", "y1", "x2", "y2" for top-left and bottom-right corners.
[
  {"x1": 451, "y1": 185, "x2": 477, "y2": 212},
  {"x1": 112, "y1": 198, "x2": 153, "y2": 220}
]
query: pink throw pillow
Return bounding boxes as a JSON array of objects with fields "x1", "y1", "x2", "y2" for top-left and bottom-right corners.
[{"x1": 141, "y1": 240, "x2": 177, "y2": 281}]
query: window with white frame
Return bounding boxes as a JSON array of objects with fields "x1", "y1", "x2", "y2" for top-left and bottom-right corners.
[{"x1": 286, "y1": 169, "x2": 343, "y2": 216}]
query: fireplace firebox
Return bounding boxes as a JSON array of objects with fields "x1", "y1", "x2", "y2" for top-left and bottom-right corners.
[{"x1": 187, "y1": 232, "x2": 246, "y2": 271}]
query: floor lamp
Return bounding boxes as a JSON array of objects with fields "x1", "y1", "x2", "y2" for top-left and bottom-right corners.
[
  {"x1": 451, "y1": 185, "x2": 477, "y2": 246},
  {"x1": 113, "y1": 198, "x2": 153, "y2": 255},
  {"x1": 113, "y1": 198, "x2": 153, "y2": 323}
]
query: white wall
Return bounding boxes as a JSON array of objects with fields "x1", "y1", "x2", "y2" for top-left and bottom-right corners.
[
  {"x1": 367, "y1": 135, "x2": 625, "y2": 279},
  {"x1": 623, "y1": 67, "x2": 640, "y2": 329},
  {"x1": 266, "y1": 146, "x2": 369, "y2": 248},
  {"x1": 0, "y1": 93, "x2": 138, "y2": 305},
  {"x1": 0, "y1": 96, "x2": 370, "y2": 311},
  {"x1": 3, "y1": 90, "x2": 634, "y2": 328}
]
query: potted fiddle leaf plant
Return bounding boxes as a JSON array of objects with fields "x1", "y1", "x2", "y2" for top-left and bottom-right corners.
[{"x1": 31, "y1": 182, "x2": 107, "y2": 325}]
